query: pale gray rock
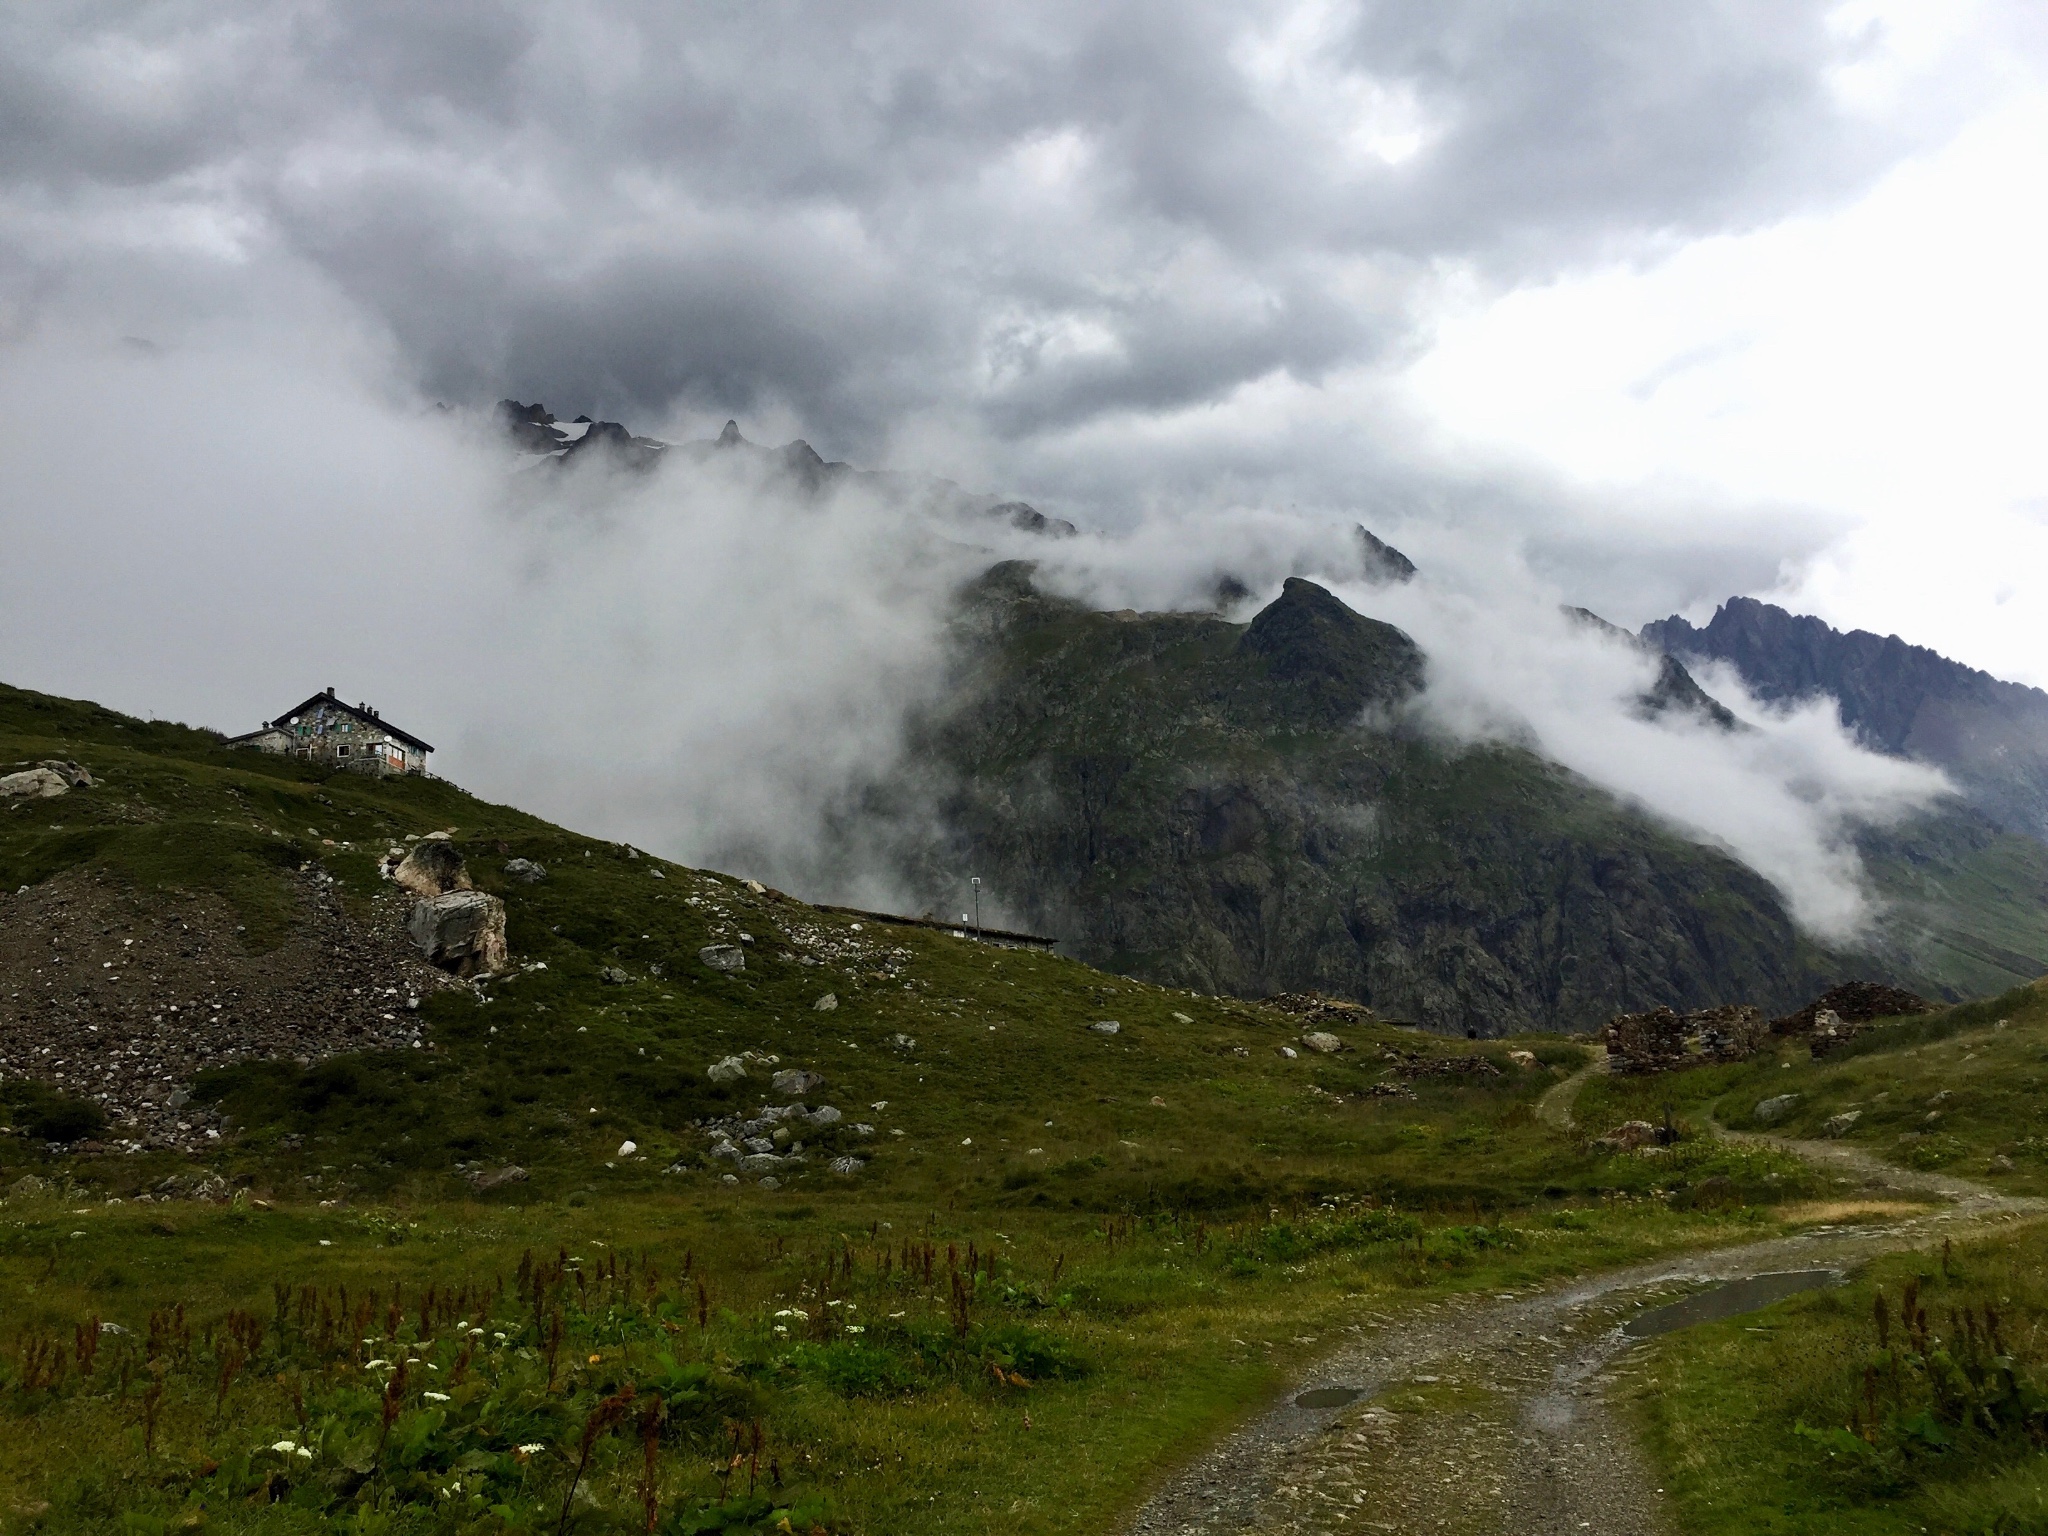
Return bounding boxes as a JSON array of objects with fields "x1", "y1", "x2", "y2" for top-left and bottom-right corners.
[
  {"x1": 406, "y1": 890, "x2": 508, "y2": 975},
  {"x1": 394, "y1": 837, "x2": 470, "y2": 897},
  {"x1": 699, "y1": 944, "x2": 746, "y2": 974},
  {"x1": 1300, "y1": 1031, "x2": 1346, "y2": 1054},
  {"x1": 0, "y1": 768, "x2": 72, "y2": 800},
  {"x1": 771, "y1": 1068, "x2": 825, "y2": 1098},
  {"x1": 1088, "y1": 1020, "x2": 1121, "y2": 1035},
  {"x1": 1753, "y1": 1094, "x2": 1799, "y2": 1125},
  {"x1": 503, "y1": 858, "x2": 547, "y2": 883},
  {"x1": 706, "y1": 1055, "x2": 748, "y2": 1086}
]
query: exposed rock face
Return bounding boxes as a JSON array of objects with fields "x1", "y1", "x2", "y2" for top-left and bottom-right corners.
[
  {"x1": 867, "y1": 563, "x2": 1841, "y2": 1036},
  {"x1": 393, "y1": 837, "x2": 470, "y2": 898},
  {"x1": 1645, "y1": 596, "x2": 2048, "y2": 839},
  {"x1": 405, "y1": 890, "x2": 507, "y2": 976}
]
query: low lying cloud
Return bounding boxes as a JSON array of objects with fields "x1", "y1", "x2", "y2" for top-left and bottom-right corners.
[
  {"x1": 0, "y1": 310, "x2": 1949, "y2": 942},
  {"x1": 1025, "y1": 511, "x2": 1950, "y2": 940}
]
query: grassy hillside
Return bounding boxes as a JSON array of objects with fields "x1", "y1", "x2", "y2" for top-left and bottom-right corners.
[
  {"x1": 1574, "y1": 978, "x2": 2048, "y2": 1196},
  {"x1": 3, "y1": 675, "x2": 2043, "y2": 1535},
  {"x1": 0, "y1": 676, "x2": 1827, "y2": 1535}
]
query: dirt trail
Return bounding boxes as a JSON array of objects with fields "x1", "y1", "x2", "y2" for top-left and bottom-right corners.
[
  {"x1": 1127, "y1": 1094, "x2": 2044, "y2": 1535},
  {"x1": 1533, "y1": 1050, "x2": 1603, "y2": 1132}
]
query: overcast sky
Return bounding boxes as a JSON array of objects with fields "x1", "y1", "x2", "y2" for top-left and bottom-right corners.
[{"x1": 3, "y1": 0, "x2": 2046, "y2": 688}]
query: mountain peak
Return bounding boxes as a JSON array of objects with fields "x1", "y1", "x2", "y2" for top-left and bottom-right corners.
[
  {"x1": 1356, "y1": 526, "x2": 1417, "y2": 585},
  {"x1": 1238, "y1": 577, "x2": 1423, "y2": 723},
  {"x1": 717, "y1": 419, "x2": 743, "y2": 447}
]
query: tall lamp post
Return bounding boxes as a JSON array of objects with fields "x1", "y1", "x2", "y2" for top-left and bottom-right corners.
[{"x1": 970, "y1": 877, "x2": 982, "y2": 940}]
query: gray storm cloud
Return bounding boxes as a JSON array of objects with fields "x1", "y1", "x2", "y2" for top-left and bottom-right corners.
[{"x1": 0, "y1": 4, "x2": 1973, "y2": 469}]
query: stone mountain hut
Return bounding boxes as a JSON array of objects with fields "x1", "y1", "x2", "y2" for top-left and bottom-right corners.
[{"x1": 227, "y1": 688, "x2": 433, "y2": 776}]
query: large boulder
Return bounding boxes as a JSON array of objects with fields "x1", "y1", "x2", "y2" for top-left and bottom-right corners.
[
  {"x1": 394, "y1": 835, "x2": 471, "y2": 897},
  {"x1": 771, "y1": 1069, "x2": 825, "y2": 1098},
  {"x1": 699, "y1": 944, "x2": 746, "y2": 974},
  {"x1": 1753, "y1": 1093, "x2": 1800, "y2": 1125},
  {"x1": 406, "y1": 890, "x2": 507, "y2": 975},
  {"x1": 0, "y1": 768, "x2": 69, "y2": 799},
  {"x1": 502, "y1": 858, "x2": 547, "y2": 883}
]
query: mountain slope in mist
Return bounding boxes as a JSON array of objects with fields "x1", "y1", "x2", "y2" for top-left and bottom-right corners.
[
  {"x1": 867, "y1": 565, "x2": 1849, "y2": 1036},
  {"x1": 1645, "y1": 597, "x2": 2048, "y2": 842}
]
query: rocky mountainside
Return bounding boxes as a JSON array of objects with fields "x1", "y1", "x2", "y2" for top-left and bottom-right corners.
[
  {"x1": 1644, "y1": 597, "x2": 2048, "y2": 842},
  {"x1": 865, "y1": 564, "x2": 1848, "y2": 1036}
]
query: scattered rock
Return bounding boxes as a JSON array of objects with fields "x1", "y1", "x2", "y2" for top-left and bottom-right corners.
[
  {"x1": 885, "y1": 1033, "x2": 917, "y2": 1053},
  {"x1": 1753, "y1": 1094, "x2": 1800, "y2": 1125},
  {"x1": 1604, "y1": 1003, "x2": 1767, "y2": 1073},
  {"x1": 393, "y1": 838, "x2": 471, "y2": 898},
  {"x1": 503, "y1": 858, "x2": 547, "y2": 883},
  {"x1": 1278, "y1": 1046, "x2": 1298, "y2": 1059},
  {"x1": 616, "y1": 1140, "x2": 637, "y2": 1157},
  {"x1": 1261, "y1": 991, "x2": 1376, "y2": 1026},
  {"x1": 406, "y1": 890, "x2": 508, "y2": 976},
  {"x1": 1300, "y1": 1031, "x2": 1346, "y2": 1055},
  {"x1": 706, "y1": 1056, "x2": 748, "y2": 1086},
  {"x1": 6, "y1": 1174, "x2": 49, "y2": 1199},
  {"x1": 1172, "y1": 1011, "x2": 1194, "y2": 1024},
  {"x1": 1992, "y1": 1154, "x2": 2016, "y2": 1172},
  {"x1": 699, "y1": 944, "x2": 746, "y2": 974},
  {"x1": 600, "y1": 966, "x2": 634, "y2": 985},
  {"x1": 1088, "y1": 1020, "x2": 1121, "y2": 1035},
  {"x1": 467, "y1": 1165, "x2": 529, "y2": 1192},
  {"x1": 812, "y1": 993, "x2": 838, "y2": 1011},
  {"x1": 807, "y1": 1105, "x2": 842, "y2": 1126},
  {"x1": 739, "y1": 1153, "x2": 788, "y2": 1173},
  {"x1": 1506, "y1": 1050, "x2": 1538, "y2": 1069},
  {"x1": 1822, "y1": 1110, "x2": 1863, "y2": 1137},
  {"x1": 771, "y1": 1069, "x2": 824, "y2": 1097},
  {"x1": 827, "y1": 1156, "x2": 865, "y2": 1174},
  {"x1": 1594, "y1": 1120, "x2": 1659, "y2": 1152}
]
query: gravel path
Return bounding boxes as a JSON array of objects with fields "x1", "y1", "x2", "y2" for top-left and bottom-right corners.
[{"x1": 1126, "y1": 1095, "x2": 2044, "y2": 1535}]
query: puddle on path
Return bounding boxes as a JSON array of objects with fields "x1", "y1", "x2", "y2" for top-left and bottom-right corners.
[
  {"x1": 1622, "y1": 1270, "x2": 1838, "y2": 1338},
  {"x1": 1293, "y1": 1386, "x2": 1365, "y2": 1409}
]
